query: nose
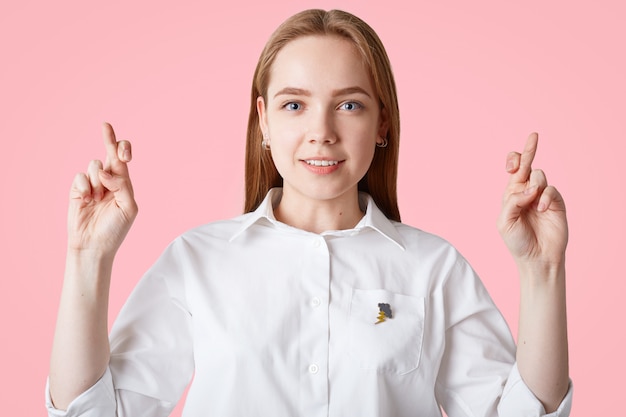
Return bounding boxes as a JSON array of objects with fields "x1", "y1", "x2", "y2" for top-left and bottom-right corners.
[{"x1": 307, "y1": 108, "x2": 337, "y2": 144}]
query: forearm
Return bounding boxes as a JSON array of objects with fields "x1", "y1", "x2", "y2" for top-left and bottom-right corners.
[
  {"x1": 516, "y1": 261, "x2": 569, "y2": 413},
  {"x1": 49, "y1": 250, "x2": 114, "y2": 410}
]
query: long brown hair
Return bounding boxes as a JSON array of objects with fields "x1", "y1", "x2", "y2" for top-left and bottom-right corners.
[{"x1": 244, "y1": 9, "x2": 401, "y2": 221}]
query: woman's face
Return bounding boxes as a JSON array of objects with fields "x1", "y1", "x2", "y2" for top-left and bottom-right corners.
[{"x1": 257, "y1": 35, "x2": 387, "y2": 207}]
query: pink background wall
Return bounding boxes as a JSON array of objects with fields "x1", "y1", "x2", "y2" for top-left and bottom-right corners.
[{"x1": 1, "y1": 0, "x2": 623, "y2": 415}]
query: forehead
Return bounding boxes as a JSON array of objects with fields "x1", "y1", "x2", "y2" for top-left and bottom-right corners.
[{"x1": 267, "y1": 35, "x2": 374, "y2": 96}]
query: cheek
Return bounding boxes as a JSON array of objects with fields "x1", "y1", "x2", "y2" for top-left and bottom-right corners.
[
  {"x1": 267, "y1": 113, "x2": 302, "y2": 140},
  {"x1": 269, "y1": 131, "x2": 301, "y2": 161},
  {"x1": 338, "y1": 115, "x2": 378, "y2": 137},
  {"x1": 361, "y1": 144, "x2": 377, "y2": 169},
  {"x1": 267, "y1": 134, "x2": 299, "y2": 175},
  {"x1": 355, "y1": 127, "x2": 379, "y2": 166},
  {"x1": 342, "y1": 124, "x2": 378, "y2": 153}
]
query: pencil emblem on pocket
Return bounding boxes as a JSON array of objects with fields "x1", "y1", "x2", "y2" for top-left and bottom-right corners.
[{"x1": 375, "y1": 303, "x2": 393, "y2": 324}]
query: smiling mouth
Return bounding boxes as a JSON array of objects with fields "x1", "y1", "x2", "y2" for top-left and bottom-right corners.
[{"x1": 304, "y1": 159, "x2": 339, "y2": 166}]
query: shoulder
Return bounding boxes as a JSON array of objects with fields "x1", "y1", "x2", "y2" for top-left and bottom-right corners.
[
  {"x1": 155, "y1": 212, "x2": 257, "y2": 261},
  {"x1": 180, "y1": 212, "x2": 253, "y2": 242},
  {"x1": 389, "y1": 220, "x2": 476, "y2": 277},
  {"x1": 393, "y1": 221, "x2": 460, "y2": 256}
]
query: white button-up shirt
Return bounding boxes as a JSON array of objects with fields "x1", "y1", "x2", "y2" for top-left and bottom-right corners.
[{"x1": 47, "y1": 189, "x2": 572, "y2": 416}]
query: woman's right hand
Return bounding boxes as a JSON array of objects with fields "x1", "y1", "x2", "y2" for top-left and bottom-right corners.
[
  {"x1": 50, "y1": 122, "x2": 138, "y2": 409},
  {"x1": 67, "y1": 122, "x2": 138, "y2": 259}
]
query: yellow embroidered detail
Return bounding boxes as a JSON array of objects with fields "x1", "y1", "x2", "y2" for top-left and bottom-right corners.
[{"x1": 375, "y1": 310, "x2": 387, "y2": 324}]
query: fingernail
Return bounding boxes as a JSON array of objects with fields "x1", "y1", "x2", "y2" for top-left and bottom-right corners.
[
  {"x1": 84, "y1": 195, "x2": 92, "y2": 203},
  {"x1": 506, "y1": 161, "x2": 514, "y2": 171},
  {"x1": 123, "y1": 150, "x2": 131, "y2": 161},
  {"x1": 537, "y1": 202, "x2": 547, "y2": 211},
  {"x1": 99, "y1": 169, "x2": 112, "y2": 179}
]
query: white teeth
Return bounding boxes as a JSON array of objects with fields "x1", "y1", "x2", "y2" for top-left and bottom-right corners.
[{"x1": 305, "y1": 160, "x2": 338, "y2": 166}]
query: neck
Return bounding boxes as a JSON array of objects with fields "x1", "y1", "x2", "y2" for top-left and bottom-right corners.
[{"x1": 274, "y1": 188, "x2": 364, "y2": 234}]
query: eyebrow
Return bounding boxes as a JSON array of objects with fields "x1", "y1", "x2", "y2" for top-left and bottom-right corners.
[{"x1": 273, "y1": 86, "x2": 372, "y2": 99}]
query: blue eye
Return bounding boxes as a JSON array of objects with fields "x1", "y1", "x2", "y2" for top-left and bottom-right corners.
[
  {"x1": 284, "y1": 102, "x2": 302, "y2": 111},
  {"x1": 340, "y1": 102, "x2": 362, "y2": 111}
]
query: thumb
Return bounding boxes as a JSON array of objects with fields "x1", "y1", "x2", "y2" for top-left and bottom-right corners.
[
  {"x1": 98, "y1": 169, "x2": 138, "y2": 215},
  {"x1": 498, "y1": 186, "x2": 539, "y2": 230}
]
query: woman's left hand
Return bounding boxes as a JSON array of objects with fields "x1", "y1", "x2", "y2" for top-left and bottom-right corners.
[{"x1": 497, "y1": 133, "x2": 568, "y2": 267}]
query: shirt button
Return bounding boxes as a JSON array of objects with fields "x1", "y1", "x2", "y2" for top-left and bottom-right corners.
[
  {"x1": 308, "y1": 364, "x2": 319, "y2": 374},
  {"x1": 310, "y1": 297, "x2": 321, "y2": 307},
  {"x1": 312, "y1": 238, "x2": 321, "y2": 248}
]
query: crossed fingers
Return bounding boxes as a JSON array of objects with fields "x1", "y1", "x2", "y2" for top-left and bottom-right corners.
[
  {"x1": 70, "y1": 123, "x2": 134, "y2": 205},
  {"x1": 504, "y1": 132, "x2": 560, "y2": 213},
  {"x1": 103, "y1": 122, "x2": 132, "y2": 174}
]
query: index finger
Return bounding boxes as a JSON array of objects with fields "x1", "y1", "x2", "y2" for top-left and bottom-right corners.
[
  {"x1": 102, "y1": 122, "x2": 128, "y2": 175},
  {"x1": 511, "y1": 132, "x2": 538, "y2": 183}
]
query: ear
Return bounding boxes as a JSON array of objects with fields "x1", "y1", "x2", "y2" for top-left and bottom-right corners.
[
  {"x1": 378, "y1": 106, "x2": 389, "y2": 139},
  {"x1": 257, "y1": 96, "x2": 269, "y2": 137}
]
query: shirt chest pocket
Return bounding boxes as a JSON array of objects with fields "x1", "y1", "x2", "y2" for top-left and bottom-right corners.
[{"x1": 348, "y1": 289, "x2": 425, "y2": 375}]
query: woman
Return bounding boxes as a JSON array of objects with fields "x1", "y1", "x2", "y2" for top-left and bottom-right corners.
[{"x1": 48, "y1": 9, "x2": 572, "y2": 417}]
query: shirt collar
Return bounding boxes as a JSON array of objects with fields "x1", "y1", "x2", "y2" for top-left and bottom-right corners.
[{"x1": 229, "y1": 188, "x2": 405, "y2": 250}]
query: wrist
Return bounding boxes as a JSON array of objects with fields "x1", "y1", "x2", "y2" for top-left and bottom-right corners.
[
  {"x1": 516, "y1": 259, "x2": 566, "y2": 295},
  {"x1": 66, "y1": 245, "x2": 116, "y2": 265},
  {"x1": 64, "y1": 248, "x2": 115, "y2": 291}
]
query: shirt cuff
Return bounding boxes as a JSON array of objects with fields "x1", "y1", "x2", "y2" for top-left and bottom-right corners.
[
  {"x1": 499, "y1": 363, "x2": 573, "y2": 417},
  {"x1": 45, "y1": 368, "x2": 116, "y2": 417}
]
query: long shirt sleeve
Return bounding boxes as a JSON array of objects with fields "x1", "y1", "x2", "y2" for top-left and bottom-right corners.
[{"x1": 47, "y1": 238, "x2": 195, "y2": 417}]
